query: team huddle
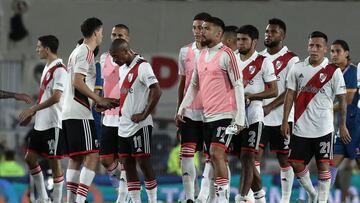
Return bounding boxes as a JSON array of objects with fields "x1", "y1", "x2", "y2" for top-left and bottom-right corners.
[{"x1": 15, "y1": 12, "x2": 360, "y2": 203}]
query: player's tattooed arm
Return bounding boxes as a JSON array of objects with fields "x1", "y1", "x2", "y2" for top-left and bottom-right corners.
[
  {"x1": 337, "y1": 93, "x2": 351, "y2": 144},
  {"x1": 0, "y1": 90, "x2": 32, "y2": 103}
]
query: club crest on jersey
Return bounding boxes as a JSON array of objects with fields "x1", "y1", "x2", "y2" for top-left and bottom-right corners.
[
  {"x1": 275, "y1": 60, "x2": 283, "y2": 70},
  {"x1": 128, "y1": 73, "x2": 134, "y2": 82},
  {"x1": 249, "y1": 65, "x2": 256, "y2": 75},
  {"x1": 319, "y1": 73, "x2": 327, "y2": 83}
]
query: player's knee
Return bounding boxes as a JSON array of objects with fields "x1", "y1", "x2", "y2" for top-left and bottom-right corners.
[
  {"x1": 276, "y1": 153, "x2": 290, "y2": 167},
  {"x1": 100, "y1": 157, "x2": 114, "y2": 167},
  {"x1": 180, "y1": 144, "x2": 196, "y2": 158},
  {"x1": 209, "y1": 147, "x2": 225, "y2": 161},
  {"x1": 124, "y1": 157, "x2": 136, "y2": 169},
  {"x1": 24, "y1": 152, "x2": 36, "y2": 166},
  {"x1": 241, "y1": 151, "x2": 254, "y2": 162}
]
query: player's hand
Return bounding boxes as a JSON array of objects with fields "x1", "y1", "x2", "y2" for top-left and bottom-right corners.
[
  {"x1": 175, "y1": 109, "x2": 186, "y2": 126},
  {"x1": 15, "y1": 93, "x2": 33, "y2": 104},
  {"x1": 339, "y1": 124, "x2": 351, "y2": 144},
  {"x1": 236, "y1": 124, "x2": 245, "y2": 134},
  {"x1": 281, "y1": 121, "x2": 290, "y2": 138},
  {"x1": 131, "y1": 113, "x2": 146, "y2": 123},
  {"x1": 19, "y1": 108, "x2": 35, "y2": 125},
  {"x1": 97, "y1": 98, "x2": 119, "y2": 109}
]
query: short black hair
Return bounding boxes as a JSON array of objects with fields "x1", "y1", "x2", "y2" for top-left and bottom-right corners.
[
  {"x1": 268, "y1": 18, "x2": 286, "y2": 34},
  {"x1": 309, "y1": 31, "x2": 328, "y2": 43},
  {"x1": 114, "y1": 24, "x2": 130, "y2": 34},
  {"x1": 224, "y1": 25, "x2": 238, "y2": 34},
  {"x1": 236, "y1": 25, "x2": 259, "y2": 40},
  {"x1": 81, "y1": 17, "x2": 103, "y2": 38},
  {"x1": 204, "y1": 16, "x2": 225, "y2": 31},
  {"x1": 332, "y1": 39, "x2": 350, "y2": 60},
  {"x1": 38, "y1": 35, "x2": 59, "y2": 54},
  {"x1": 193, "y1": 12, "x2": 211, "y2": 21}
]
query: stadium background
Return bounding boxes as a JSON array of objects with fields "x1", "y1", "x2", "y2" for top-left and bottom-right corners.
[{"x1": 0, "y1": 0, "x2": 359, "y2": 202}]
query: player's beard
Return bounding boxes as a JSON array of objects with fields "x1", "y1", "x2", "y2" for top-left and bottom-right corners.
[
  {"x1": 264, "y1": 40, "x2": 280, "y2": 48},
  {"x1": 239, "y1": 47, "x2": 251, "y2": 55},
  {"x1": 201, "y1": 38, "x2": 211, "y2": 47}
]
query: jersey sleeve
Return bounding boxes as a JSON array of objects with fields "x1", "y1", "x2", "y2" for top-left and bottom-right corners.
[
  {"x1": 52, "y1": 67, "x2": 67, "y2": 92},
  {"x1": 139, "y1": 63, "x2": 159, "y2": 88},
  {"x1": 333, "y1": 68, "x2": 347, "y2": 95},
  {"x1": 344, "y1": 66, "x2": 357, "y2": 90},
  {"x1": 221, "y1": 51, "x2": 242, "y2": 85},
  {"x1": 74, "y1": 46, "x2": 92, "y2": 75},
  {"x1": 178, "y1": 47, "x2": 187, "y2": 76},
  {"x1": 262, "y1": 58, "x2": 277, "y2": 83},
  {"x1": 286, "y1": 64, "x2": 297, "y2": 91}
]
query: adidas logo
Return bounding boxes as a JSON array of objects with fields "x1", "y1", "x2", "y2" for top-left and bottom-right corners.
[
  {"x1": 323, "y1": 153, "x2": 329, "y2": 158},
  {"x1": 136, "y1": 148, "x2": 143, "y2": 153},
  {"x1": 183, "y1": 172, "x2": 190, "y2": 176},
  {"x1": 282, "y1": 178, "x2": 287, "y2": 182},
  {"x1": 299, "y1": 73, "x2": 304, "y2": 78}
]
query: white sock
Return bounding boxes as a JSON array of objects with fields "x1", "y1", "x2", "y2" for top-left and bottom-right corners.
[
  {"x1": 30, "y1": 165, "x2": 48, "y2": 200},
  {"x1": 52, "y1": 174, "x2": 64, "y2": 203},
  {"x1": 280, "y1": 166, "x2": 294, "y2": 203},
  {"x1": 255, "y1": 161, "x2": 261, "y2": 174},
  {"x1": 197, "y1": 160, "x2": 213, "y2": 201},
  {"x1": 318, "y1": 171, "x2": 331, "y2": 203},
  {"x1": 107, "y1": 161, "x2": 122, "y2": 179},
  {"x1": 248, "y1": 189, "x2": 255, "y2": 202},
  {"x1": 145, "y1": 180, "x2": 158, "y2": 203},
  {"x1": 181, "y1": 154, "x2": 196, "y2": 200},
  {"x1": 215, "y1": 177, "x2": 229, "y2": 202},
  {"x1": 75, "y1": 167, "x2": 96, "y2": 203},
  {"x1": 295, "y1": 167, "x2": 317, "y2": 199},
  {"x1": 254, "y1": 189, "x2": 266, "y2": 203},
  {"x1": 227, "y1": 164, "x2": 231, "y2": 199},
  {"x1": 116, "y1": 170, "x2": 128, "y2": 203},
  {"x1": 66, "y1": 169, "x2": 80, "y2": 203},
  {"x1": 128, "y1": 180, "x2": 141, "y2": 203},
  {"x1": 235, "y1": 194, "x2": 251, "y2": 203}
]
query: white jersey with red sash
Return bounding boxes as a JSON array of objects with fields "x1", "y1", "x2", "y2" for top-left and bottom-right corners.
[
  {"x1": 286, "y1": 57, "x2": 346, "y2": 138},
  {"x1": 118, "y1": 55, "x2": 159, "y2": 138},
  {"x1": 237, "y1": 51, "x2": 277, "y2": 125},
  {"x1": 261, "y1": 46, "x2": 299, "y2": 126},
  {"x1": 34, "y1": 59, "x2": 67, "y2": 131}
]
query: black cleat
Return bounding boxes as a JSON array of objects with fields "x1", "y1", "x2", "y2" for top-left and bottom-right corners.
[{"x1": 186, "y1": 200, "x2": 195, "y2": 203}]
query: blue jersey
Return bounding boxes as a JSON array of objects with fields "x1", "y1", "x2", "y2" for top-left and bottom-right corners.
[
  {"x1": 92, "y1": 62, "x2": 103, "y2": 138},
  {"x1": 343, "y1": 64, "x2": 359, "y2": 125}
]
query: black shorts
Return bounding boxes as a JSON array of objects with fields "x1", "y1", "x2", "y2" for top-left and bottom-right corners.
[
  {"x1": 179, "y1": 117, "x2": 204, "y2": 151},
  {"x1": 118, "y1": 126, "x2": 152, "y2": 157},
  {"x1": 62, "y1": 119, "x2": 99, "y2": 157},
  {"x1": 99, "y1": 126, "x2": 119, "y2": 158},
  {"x1": 288, "y1": 133, "x2": 334, "y2": 164},
  {"x1": 27, "y1": 128, "x2": 64, "y2": 158},
  {"x1": 259, "y1": 123, "x2": 292, "y2": 153},
  {"x1": 230, "y1": 122, "x2": 263, "y2": 154},
  {"x1": 203, "y1": 119, "x2": 233, "y2": 157}
]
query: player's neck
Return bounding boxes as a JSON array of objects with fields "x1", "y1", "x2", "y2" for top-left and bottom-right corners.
[
  {"x1": 309, "y1": 57, "x2": 325, "y2": 67},
  {"x1": 337, "y1": 61, "x2": 349, "y2": 70},
  {"x1": 126, "y1": 53, "x2": 135, "y2": 66},
  {"x1": 207, "y1": 40, "x2": 221, "y2": 49},
  {"x1": 267, "y1": 45, "x2": 283, "y2": 55},
  {"x1": 195, "y1": 41, "x2": 204, "y2": 50},
  {"x1": 240, "y1": 49, "x2": 255, "y2": 61},
  {"x1": 46, "y1": 54, "x2": 58, "y2": 65},
  {"x1": 83, "y1": 38, "x2": 97, "y2": 51}
]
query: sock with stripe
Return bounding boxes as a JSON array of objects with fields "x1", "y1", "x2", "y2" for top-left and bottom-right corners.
[
  {"x1": 329, "y1": 166, "x2": 338, "y2": 187},
  {"x1": 295, "y1": 167, "x2": 317, "y2": 200},
  {"x1": 127, "y1": 180, "x2": 141, "y2": 203},
  {"x1": 145, "y1": 179, "x2": 158, "y2": 203},
  {"x1": 227, "y1": 163, "x2": 231, "y2": 199},
  {"x1": 197, "y1": 160, "x2": 213, "y2": 202},
  {"x1": 66, "y1": 169, "x2": 80, "y2": 203},
  {"x1": 181, "y1": 145, "x2": 196, "y2": 201},
  {"x1": 75, "y1": 167, "x2": 95, "y2": 203},
  {"x1": 254, "y1": 189, "x2": 266, "y2": 203},
  {"x1": 52, "y1": 174, "x2": 64, "y2": 203},
  {"x1": 30, "y1": 165, "x2": 49, "y2": 200},
  {"x1": 280, "y1": 166, "x2": 294, "y2": 203},
  {"x1": 116, "y1": 169, "x2": 128, "y2": 203},
  {"x1": 318, "y1": 170, "x2": 331, "y2": 203},
  {"x1": 215, "y1": 177, "x2": 229, "y2": 202}
]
